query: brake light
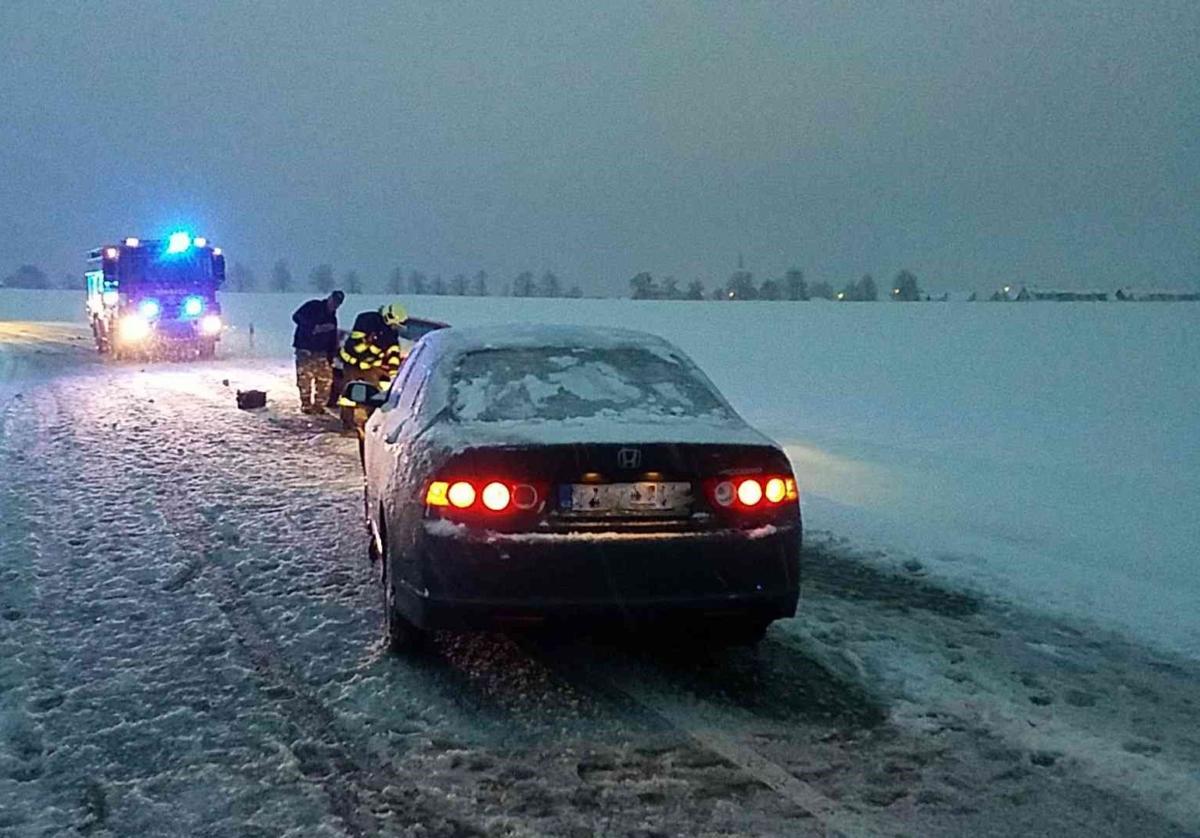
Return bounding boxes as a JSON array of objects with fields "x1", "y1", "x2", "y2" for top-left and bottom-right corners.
[
  {"x1": 737, "y1": 479, "x2": 763, "y2": 506},
  {"x1": 448, "y1": 481, "x2": 476, "y2": 508},
  {"x1": 425, "y1": 478, "x2": 541, "y2": 515},
  {"x1": 481, "y1": 482, "x2": 511, "y2": 511},
  {"x1": 765, "y1": 477, "x2": 787, "y2": 503},
  {"x1": 708, "y1": 475, "x2": 798, "y2": 512}
]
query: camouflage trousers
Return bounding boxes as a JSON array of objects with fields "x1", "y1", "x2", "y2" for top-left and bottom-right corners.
[{"x1": 295, "y1": 350, "x2": 333, "y2": 410}]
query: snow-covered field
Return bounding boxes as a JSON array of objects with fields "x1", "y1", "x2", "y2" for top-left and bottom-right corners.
[
  {"x1": 3, "y1": 289, "x2": 1200, "y2": 836},
  {"x1": 7, "y1": 289, "x2": 1198, "y2": 659}
]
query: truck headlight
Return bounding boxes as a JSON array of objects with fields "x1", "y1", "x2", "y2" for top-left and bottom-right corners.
[
  {"x1": 119, "y1": 314, "x2": 152, "y2": 342},
  {"x1": 200, "y1": 315, "x2": 222, "y2": 336}
]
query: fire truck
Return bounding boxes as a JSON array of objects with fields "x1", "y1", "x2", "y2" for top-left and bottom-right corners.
[{"x1": 86, "y1": 232, "x2": 226, "y2": 360}]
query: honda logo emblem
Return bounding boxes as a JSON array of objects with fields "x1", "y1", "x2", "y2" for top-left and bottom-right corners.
[{"x1": 616, "y1": 447, "x2": 642, "y2": 469}]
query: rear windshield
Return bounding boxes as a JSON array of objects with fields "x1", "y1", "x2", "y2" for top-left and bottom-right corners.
[{"x1": 449, "y1": 346, "x2": 732, "y2": 423}]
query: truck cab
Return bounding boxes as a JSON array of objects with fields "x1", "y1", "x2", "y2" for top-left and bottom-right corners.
[{"x1": 86, "y1": 232, "x2": 226, "y2": 360}]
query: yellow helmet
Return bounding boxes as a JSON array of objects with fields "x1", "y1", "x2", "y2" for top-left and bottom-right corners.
[{"x1": 380, "y1": 302, "x2": 408, "y2": 326}]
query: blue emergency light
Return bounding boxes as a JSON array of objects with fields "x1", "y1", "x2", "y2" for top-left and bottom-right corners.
[{"x1": 166, "y1": 231, "x2": 192, "y2": 254}]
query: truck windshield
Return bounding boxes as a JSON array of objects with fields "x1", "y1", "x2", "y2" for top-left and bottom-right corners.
[{"x1": 119, "y1": 248, "x2": 213, "y2": 288}]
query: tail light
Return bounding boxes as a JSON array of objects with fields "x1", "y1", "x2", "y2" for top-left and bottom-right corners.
[
  {"x1": 426, "y1": 478, "x2": 542, "y2": 516},
  {"x1": 707, "y1": 475, "x2": 798, "y2": 513}
]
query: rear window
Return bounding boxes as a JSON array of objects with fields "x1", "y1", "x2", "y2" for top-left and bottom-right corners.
[{"x1": 449, "y1": 346, "x2": 732, "y2": 423}]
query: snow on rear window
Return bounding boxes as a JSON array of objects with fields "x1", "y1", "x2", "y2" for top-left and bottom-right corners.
[{"x1": 449, "y1": 347, "x2": 732, "y2": 423}]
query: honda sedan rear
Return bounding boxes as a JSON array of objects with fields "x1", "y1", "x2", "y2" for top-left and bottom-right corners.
[{"x1": 356, "y1": 324, "x2": 801, "y2": 652}]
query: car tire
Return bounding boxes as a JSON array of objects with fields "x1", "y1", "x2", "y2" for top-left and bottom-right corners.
[
  {"x1": 722, "y1": 618, "x2": 771, "y2": 647},
  {"x1": 380, "y1": 545, "x2": 424, "y2": 655}
]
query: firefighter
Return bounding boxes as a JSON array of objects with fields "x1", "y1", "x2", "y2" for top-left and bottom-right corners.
[
  {"x1": 338, "y1": 302, "x2": 409, "y2": 443},
  {"x1": 291, "y1": 290, "x2": 344, "y2": 414}
]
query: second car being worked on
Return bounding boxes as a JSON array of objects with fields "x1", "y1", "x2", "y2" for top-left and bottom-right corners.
[{"x1": 350, "y1": 324, "x2": 802, "y2": 652}]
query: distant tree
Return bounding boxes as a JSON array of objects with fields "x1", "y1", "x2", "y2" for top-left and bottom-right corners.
[
  {"x1": 892, "y1": 269, "x2": 921, "y2": 301},
  {"x1": 784, "y1": 268, "x2": 808, "y2": 301},
  {"x1": 430, "y1": 274, "x2": 447, "y2": 295},
  {"x1": 726, "y1": 270, "x2": 757, "y2": 300},
  {"x1": 408, "y1": 271, "x2": 428, "y2": 295},
  {"x1": 3, "y1": 264, "x2": 49, "y2": 289},
  {"x1": 309, "y1": 264, "x2": 335, "y2": 293},
  {"x1": 837, "y1": 281, "x2": 857, "y2": 301},
  {"x1": 630, "y1": 272, "x2": 658, "y2": 299},
  {"x1": 661, "y1": 276, "x2": 682, "y2": 300},
  {"x1": 538, "y1": 271, "x2": 562, "y2": 298},
  {"x1": 967, "y1": 291, "x2": 978, "y2": 302},
  {"x1": 809, "y1": 280, "x2": 834, "y2": 300},
  {"x1": 344, "y1": 269, "x2": 363, "y2": 295},
  {"x1": 686, "y1": 279, "x2": 705, "y2": 300},
  {"x1": 270, "y1": 259, "x2": 293, "y2": 292},
  {"x1": 858, "y1": 273, "x2": 878, "y2": 301},
  {"x1": 387, "y1": 267, "x2": 405, "y2": 295},
  {"x1": 450, "y1": 273, "x2": 468, "y2": 296},
  {"x1": 759, "y1": 278, "x2": 782, "y2": 300},
  {"x1": 228, "y1": 261, "x2": 256, "y2": 292},
  {"x1": 59, "y1": 273, "x2": 77, "y2": 290},
  {"x1": 712, "y1": 286, "x2": 728, "y2": 301},
  {"x1": 470, "y1": 270, "x2": 488, "y2": 296},
  {"x1": 512, "y1": 271, "x2": 536, "y2": 297},
  {"x1": 565, "y1": 284, "x2": 583, "y2": 298}
]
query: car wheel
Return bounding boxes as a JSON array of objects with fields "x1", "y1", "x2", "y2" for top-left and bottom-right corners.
[
  {"x1": 721, "y1": 618, "x2": 771, "y2": 647},
  {"x1": 380, "y1": 545, "x2": 424, "y2": 655}
]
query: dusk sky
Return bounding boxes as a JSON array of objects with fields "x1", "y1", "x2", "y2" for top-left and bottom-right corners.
[{"x1": 2, "y1": 1, "x2": 1196, "y2": 295}]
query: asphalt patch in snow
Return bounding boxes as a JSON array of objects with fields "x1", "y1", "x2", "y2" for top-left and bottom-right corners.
[{"x1": 804, "y1": 539, "x2": 982, "y2": 619}]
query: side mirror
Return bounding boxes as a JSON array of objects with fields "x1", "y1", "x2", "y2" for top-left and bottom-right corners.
[{"x1": 342, "y1": 381, "x2": 388, "y2": 408}]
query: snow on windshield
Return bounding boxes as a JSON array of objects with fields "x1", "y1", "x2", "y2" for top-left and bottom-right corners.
[{"x1": 449, "y1": 346, "x2": 733, "y2": 424}]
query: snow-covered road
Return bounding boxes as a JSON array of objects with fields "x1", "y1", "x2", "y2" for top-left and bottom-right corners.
[{"x1": 2, "y1": 325, "x2": 1199, "y2": 836}]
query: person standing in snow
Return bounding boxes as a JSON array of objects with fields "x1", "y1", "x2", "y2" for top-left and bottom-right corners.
[
  {"x1": 291, "y1": 290, "x2": 344, "y2": 414},
  {"x1": 337, "y1": 301, "x2": 409, "y2": 446}
]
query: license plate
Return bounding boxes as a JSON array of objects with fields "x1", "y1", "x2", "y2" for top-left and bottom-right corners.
[{"x1": 563, "y1": 482, "x2": 693, "y2": 515}]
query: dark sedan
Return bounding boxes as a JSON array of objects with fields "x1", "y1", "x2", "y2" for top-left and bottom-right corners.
[{"x1": 347, "y1": 324, "x2": 801, "y2": 652}]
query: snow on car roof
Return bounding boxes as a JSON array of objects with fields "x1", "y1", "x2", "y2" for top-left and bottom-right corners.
[{"x1": 417, "y1": 323, "x2": 684, "y2": 355}]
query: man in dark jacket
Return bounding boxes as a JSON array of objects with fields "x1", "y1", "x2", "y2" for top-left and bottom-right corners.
[{"x1": 291, "y1": 290, "x2": 344, "y2": 413}]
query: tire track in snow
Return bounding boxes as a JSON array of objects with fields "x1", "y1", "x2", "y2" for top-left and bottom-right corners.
[
  {"x1": 537, "y1": 650, "x2": 883, "y2": 838},
  {"x1": 8, "y1": 378, "x2": 357, "y2": 835},
  {"x1": 96, "y1": 367, "x2": 482, "y2": 837}
]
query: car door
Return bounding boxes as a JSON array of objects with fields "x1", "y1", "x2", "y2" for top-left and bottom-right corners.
[{"x1": 363, "y1": 344, "x2": 426, "y2": 509}]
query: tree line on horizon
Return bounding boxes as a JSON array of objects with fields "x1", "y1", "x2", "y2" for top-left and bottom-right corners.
[
  {"x1": 630, "y1": 268, "x2": 922, "y2": 301},
  {"x1": 230, "y1": 262, "x2": 585, "y2": 298},
  {"x1": 0, "y1": 261, "x2": 585, "y2": 299},
  {"x1": 1, "y1": 260, "x2": 922, "y2": 301}
]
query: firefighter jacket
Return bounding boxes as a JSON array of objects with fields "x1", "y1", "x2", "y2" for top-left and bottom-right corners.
[{"x1": 339, "y1": 311, "x2": 403, "y2": 389}]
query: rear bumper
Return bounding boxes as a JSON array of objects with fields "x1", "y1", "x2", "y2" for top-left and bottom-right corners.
[{"x1": 398, "y1": 520, "x2": 801, "y2": 630}]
